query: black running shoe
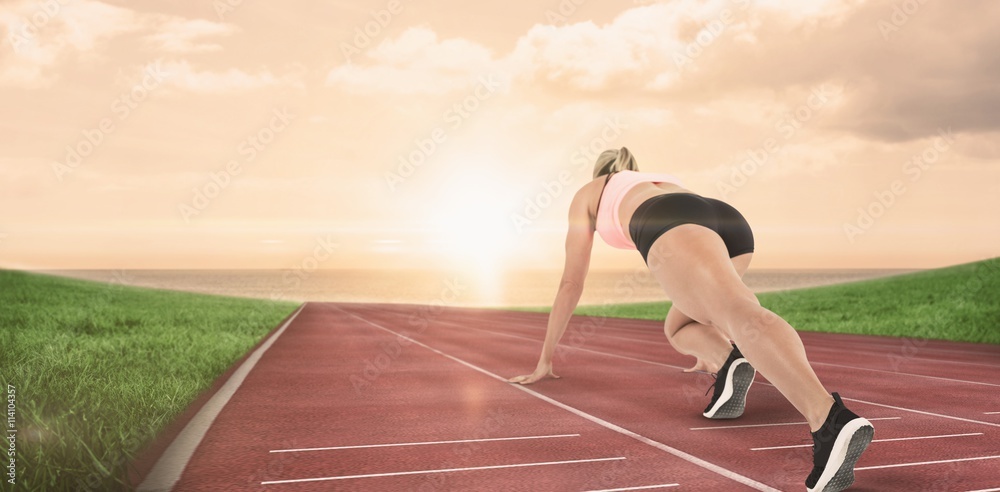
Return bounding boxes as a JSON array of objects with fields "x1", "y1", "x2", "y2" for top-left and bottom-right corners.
[
  {"x1": 806, "y1": 393, "x2": 874, "y2": 492},
  {"x1": 702, "y1": 344, "x2": 756, "y2": 419}
]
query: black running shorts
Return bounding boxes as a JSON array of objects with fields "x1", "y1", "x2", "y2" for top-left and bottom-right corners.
[{"x1": 628, "y1": 193, "x2": 755, "y2": 264}]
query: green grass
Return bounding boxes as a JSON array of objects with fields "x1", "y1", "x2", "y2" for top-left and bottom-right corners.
[
  {"x1": 527, "y1": 258, "x2": 1000, "y2": 344},
  {"x1": 0, "y1": 270, "x2": 298, "y2": 491},
  {"x1": 1, "y1": 260, "x2": 997, "y2": 489}
]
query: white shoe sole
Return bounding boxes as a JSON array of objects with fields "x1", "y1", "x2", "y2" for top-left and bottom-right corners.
[
  {"x1": 703, "y1": 359, "x2": 755, "y2": 419},
  {"x1": 807, "y1": 418, "x2": 874, "y2": 492}
]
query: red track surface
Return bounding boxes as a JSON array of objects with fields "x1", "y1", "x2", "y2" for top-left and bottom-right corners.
[{"x1": 134, "y1": 303, "x2": 1000, "y2": 491}]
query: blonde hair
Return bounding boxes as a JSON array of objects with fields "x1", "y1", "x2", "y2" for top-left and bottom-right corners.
[{"x1": 592, "y1": 147, "x2": 638, "y2": 179}]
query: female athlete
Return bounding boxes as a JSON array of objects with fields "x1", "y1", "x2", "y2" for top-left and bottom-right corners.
[{"x1": 509, "y1": 147, "x2": 874, "y2": 491}]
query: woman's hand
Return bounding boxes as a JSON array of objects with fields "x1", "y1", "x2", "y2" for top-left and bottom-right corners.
[
  {"x1": 508, "y1": 186, "x2": 592, "y2": 387},
  {"x1": 508, "y1": 361, "x2": 560, "y2": 385}
]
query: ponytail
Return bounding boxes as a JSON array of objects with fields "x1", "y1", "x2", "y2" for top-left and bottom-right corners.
[{"x1": 592, "y1": 146, "x2": 638, "y2": 178}]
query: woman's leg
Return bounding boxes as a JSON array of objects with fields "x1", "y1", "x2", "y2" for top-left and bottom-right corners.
[
  {"x1": 664, "y1": 253, "x2": 753, "y2": 373},
  {"x1": 665, "y1": 309, "x2": 731, "y2": 373},
  {"x1": 646, "y1": 224, "x2": 833, "y2": 431}
]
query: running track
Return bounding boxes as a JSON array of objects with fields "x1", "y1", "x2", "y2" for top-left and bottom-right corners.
[{"x1": 131, "y1": 303, "x2": 1000, "y2": 491}]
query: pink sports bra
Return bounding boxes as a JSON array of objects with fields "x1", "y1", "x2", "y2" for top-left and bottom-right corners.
[{"x1": 595, "y1": 170, "x2": 685, "y2": 249}]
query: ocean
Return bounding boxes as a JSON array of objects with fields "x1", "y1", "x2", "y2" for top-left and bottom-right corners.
[{"x1": 41, "y1": 268, "x2": 919, "y2": 308}]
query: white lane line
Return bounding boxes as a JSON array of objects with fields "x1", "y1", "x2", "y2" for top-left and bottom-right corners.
[
  {"x1": 868, "y1": 344, "x2": 1000, "y2": 358},
  {"x1": 335, "y1": 305, "x2": 780, "y2": 492},
  {"x1": 367, "y1": 307, "x2": 659, "y2": 346},
  {"x1": 873, "y1": 432, "x2": 983, "y2": 443},
  {"x1": 812, "y1": 361, "x2": 1000, "y2": 388},
  {"x1": 756, "y1": 380, "x2": 1000, "y2": 430},
  {"x1": 476, "y1": 310, "x2": 1000, "y2": 361},
  {"x1": 691, "y1": 417, "x2": 901, "y2": 431},
  {"x1": 261, "y1": 457, "x2": 626, "y2": 485},
  {"x1": 270, "y1": 433, "x2": 581, "y2": 453},
  {"x1": 138, "y1": 304, "x2": 306, "y2": 492},
  {"x1": 584, "y1": 484, "x2": 680, "y2": 492},
  {"x1": 984, "y1": 411, "x2": 1000, "y2": 415},
  {"x1": 843, "y1": 397, "x2": 1000, "y2": 429},
  {"x1": 804, "y1": 345, "x2": 1000, "y2": 370},
  {"x1": 489, "y1": 311, "x2": 1000, "y2": 393},
  {"x1": 795, "y1": 334, "x2": 1000, "y2": 357},
  {"x1": 856, "y1": 454, "x2": 1000, "y2": 471},
  {"x1": 435, "y1": 311, "x2": 669, "y2": 346},
  {"x1": 428, "y1": 317, "x2": 688, "y2": 372},
  {"x1": 487, "y1": 310, "x2": 1000, "y2": 364},
  {"x1": 966, "y1": 488, "x2": 1000, "y2": 492},
  {"x1": 751, "y1": 432, "x2": 983, "y2": 451},
  {"x1": 434, "y1": 315, "x2": 1000, "y2": 426},
  {"x1": 430, "y1": 314, "x2": 1000, "y2": 433}
]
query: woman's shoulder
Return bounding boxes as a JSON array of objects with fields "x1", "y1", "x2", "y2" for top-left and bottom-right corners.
[
  {"x1": 575, "y1": 176, "x2": 603, "y2": 199},
  {"x1": 571, "y1": 175, "x2": 606, "y2": 210}
]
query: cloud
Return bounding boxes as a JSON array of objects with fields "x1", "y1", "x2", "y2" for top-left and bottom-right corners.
[
  {"x1": 143, "y1": 16, "x2": 237, "y2": 53},
  {"x1": 155, "y1": 60, "x2": 303, "y2": 94},
  {"x1": 322, "y1": 7, "x2": 689, "y2": 96},
  {"x1": 510, "y1": 5, "x2": 689, "y2": 92},
  {"x1": 547, "y1": 1, "x2": 1000, "y2": 141},
  {"x1": 644, "y1": 0, "x2": 1000, "y2": 141},
  {"x1": 0, "y1": 1, "x2": 243, "y2": 88},
  {"x1": 323, "y1": 3, "x2": 854, "y2": 97},
  {"x1": 327, "y1": 0, "x2": 999, "y2": 143},
  {"x1": 510, "y1": 22, "x2": 655, "y2": 91},
  {"x1": 326, "y1": 27, "x2": 498, "y2": 95},
  {"x1": 0, "y1": 0, "x2": 139, "y2": 86},
  {"x1": 320, "y1": 2, "x2": 774, "y2": 95}
]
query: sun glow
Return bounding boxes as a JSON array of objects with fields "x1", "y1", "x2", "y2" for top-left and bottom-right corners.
[{"x1": 423, "y1": 164, "x2": 522, "y2": 304}]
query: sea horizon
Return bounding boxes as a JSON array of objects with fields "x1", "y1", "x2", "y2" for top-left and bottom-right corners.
[{"x1": 32, "y1": 267, "x2": 923, "y2": 308}]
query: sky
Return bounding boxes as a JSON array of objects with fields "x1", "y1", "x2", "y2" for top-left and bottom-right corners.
[{"x1": 1, "y1": 0, "x2": 998, "y2": 273}]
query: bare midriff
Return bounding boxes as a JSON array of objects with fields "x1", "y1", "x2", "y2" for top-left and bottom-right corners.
[
  {"x1": 589, "y1": 178, "x2": 691, "y2": 240},
  {"x1": 616, "y1": 181, "x2": 692, "y2": 233}
]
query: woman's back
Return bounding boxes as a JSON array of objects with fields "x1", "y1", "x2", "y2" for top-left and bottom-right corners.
[{"x1": 594, "y1": 170, "x2": 690, "y2": 249}]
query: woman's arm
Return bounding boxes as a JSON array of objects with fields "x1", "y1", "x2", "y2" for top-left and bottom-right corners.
[{"x1": 509, "y1": 186, "x2": 595, "y2": 384}]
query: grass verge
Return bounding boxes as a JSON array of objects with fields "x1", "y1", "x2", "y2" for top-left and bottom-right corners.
[
  {"x1": 0, "y1": 270, "x2": 298, "y2": 491},
  {"x1": 523, "y1": 258, "x2": 1000, "y2": 344}
]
